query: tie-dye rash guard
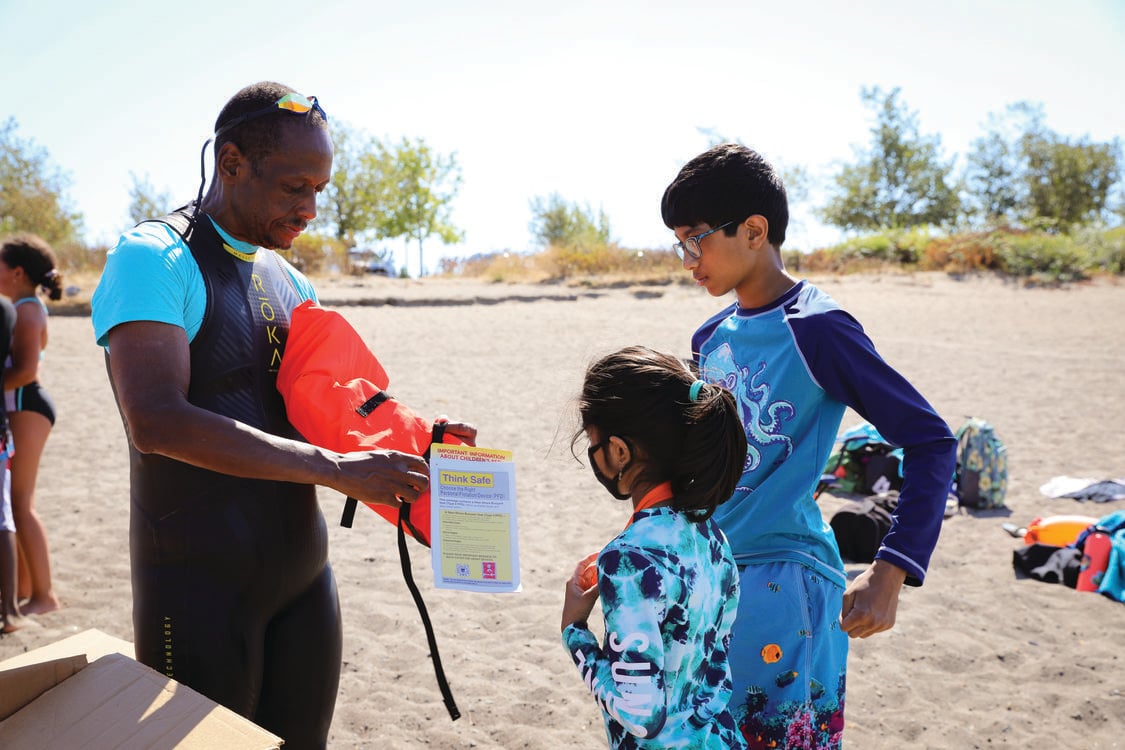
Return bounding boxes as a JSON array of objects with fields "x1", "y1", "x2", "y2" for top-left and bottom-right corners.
[{"x1": 563, "y1": 507, "x2": 747, "y2": 749}]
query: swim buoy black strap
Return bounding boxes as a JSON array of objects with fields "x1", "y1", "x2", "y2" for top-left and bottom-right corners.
[
  {"x1": 397, "y1": 504, "x2": 460, "y2": 721},
  {"x1": 399, "y1": 418, "x2": 459, "y2": 720},
  {"x1": 340, "y1": 497, "x2": 358, "y2": 528},
  {"x1": 343, "y1": 418, "x2": 459, "y2": 720}
]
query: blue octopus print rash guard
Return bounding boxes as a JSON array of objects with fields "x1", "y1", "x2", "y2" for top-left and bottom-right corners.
[
  {"x1": 692, "y1": 280, "x2": 954, "y2": 585},
  {"x1": 562, "y1": 506, "x2": 747, "y2": 749}
]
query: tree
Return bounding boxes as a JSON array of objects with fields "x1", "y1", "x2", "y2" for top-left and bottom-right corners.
[
  {"x1": 1112, "y1": 182, "x2": 1125, "y2": 225},
  {"x1": 964, "y1": 102, "x2": 1122, "y2": 231},
  {"x1": 127, "y1": 172, "x2": 176, "y2": 226},
  {"x1": 320, "y1": 122, "x2": 387, "y2": 246},
  {"x1": 962, "y1": 103, "x2": 1046, "y2": 227},
  {"x1": 320, "y1": 128, "x2": 463, "y2": 275},
  {"x1": 375, "y1": 137, "x2": 463, "y2": 276},
  {"x1": 528, "y1": 193, "x2": 612, "y2": 249},
  {"x1": 819, "y1": 87, "x2": 960, "y2": 232},
  {"x1": 1022, "y1": 131, "x2": 1120, "y2": 231},
  {"x1": 0, "y1": 117, "x2": 84, "y2": 246}
]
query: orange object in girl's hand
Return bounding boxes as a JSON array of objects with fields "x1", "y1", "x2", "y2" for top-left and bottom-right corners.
[{"x1": 577, "y1": 551, "x2": 599, "y2": 590}]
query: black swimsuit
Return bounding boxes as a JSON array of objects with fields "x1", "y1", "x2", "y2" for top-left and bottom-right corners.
[{"x1": 115, "y1": 210, "x2": 341, "y2": 749}]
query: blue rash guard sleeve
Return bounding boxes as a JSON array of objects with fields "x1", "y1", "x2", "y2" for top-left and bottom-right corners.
[
  {"x1": 563, "y1": 548, "x2": 668, "y2": 741},
  {"x1": 792, "y1": 306, "x2": 957, "y2": 584}
]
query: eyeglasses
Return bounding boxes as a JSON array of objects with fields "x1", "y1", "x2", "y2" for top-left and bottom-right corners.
[
  {"x1": 213, "y1": 92, "x2": 328, "y2": 140},
  {"x1": 672, "y1": 220, "x2": 735, "y2": 261}
]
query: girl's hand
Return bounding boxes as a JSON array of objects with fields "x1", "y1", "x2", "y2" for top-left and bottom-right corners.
[
  {"x1": 576, "y1": 551, "x2": 599, "y2": 590},
  {"x1": 561, "y1": 556, "x2": 599, "y2": 631}
]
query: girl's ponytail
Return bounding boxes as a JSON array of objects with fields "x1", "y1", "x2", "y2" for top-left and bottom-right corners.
[{"x1": 672, "y1": 381, "x2": 746, "y2": 520}]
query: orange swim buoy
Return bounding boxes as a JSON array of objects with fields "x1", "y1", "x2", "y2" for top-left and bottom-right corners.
[
  {"x1": 277, "y1": 300, "x2": 465, "y2": 546},
  {"x1": 1022, "y1": 515, "x2": 1099, "y2": 547}
]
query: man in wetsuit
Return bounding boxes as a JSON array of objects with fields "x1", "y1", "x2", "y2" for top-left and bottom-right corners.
[{"x1": 91, "y1": 81, "x2": 472, "y2": 749}]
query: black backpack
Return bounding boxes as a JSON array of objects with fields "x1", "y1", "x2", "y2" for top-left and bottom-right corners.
[
  {"x1": 830, "y1": 492, "x2": 899, "y2": 563},
  {"x1": 817, "y1": 423, "x2": 903, "y2": 498}
]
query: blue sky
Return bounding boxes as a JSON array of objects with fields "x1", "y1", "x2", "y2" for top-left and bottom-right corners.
[{"x1": 3, "y1": 0, "x2": 1123, "y2": 275}]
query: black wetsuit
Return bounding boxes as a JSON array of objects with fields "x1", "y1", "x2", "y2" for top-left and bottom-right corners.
[{"x1": 113, "y1": 210, "x2": 341, "y2": 749}]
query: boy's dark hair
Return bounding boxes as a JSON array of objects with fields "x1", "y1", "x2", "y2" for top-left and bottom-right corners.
[
  {"x1": 0, "y1": 233, "x2": 62, "y2": 301},
  {"x1": 574, "y1": 345, "x2": 747, "y2": 521},
  {"x1": 661, "y1": 143, "x2": 789, "y2": 249},
  {"x1": 213, "y1": 81, "x2": 328, "y2": 167}
]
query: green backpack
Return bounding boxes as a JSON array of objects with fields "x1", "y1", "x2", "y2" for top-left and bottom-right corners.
[{"x1": 954, "y1": 418, "x2": 1008, "y2": 509}]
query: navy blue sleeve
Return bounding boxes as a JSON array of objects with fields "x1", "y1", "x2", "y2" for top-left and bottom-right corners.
[{"x1": 793, "y1": 309, "x2": 957, "y2": 585}]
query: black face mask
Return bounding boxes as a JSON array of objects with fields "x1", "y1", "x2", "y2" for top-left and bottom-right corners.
[{"x1": 588, "y1": 438, "x2": 632, "y2": 500}]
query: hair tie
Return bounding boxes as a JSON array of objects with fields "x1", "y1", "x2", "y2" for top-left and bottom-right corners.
[{"x1": 689, "y1": 379, "x2": 705, "y2": 402}]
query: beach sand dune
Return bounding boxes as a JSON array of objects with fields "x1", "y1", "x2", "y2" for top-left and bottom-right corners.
[{"x1": 2, "y1": 272, "x2": 1123, "y2": 749}]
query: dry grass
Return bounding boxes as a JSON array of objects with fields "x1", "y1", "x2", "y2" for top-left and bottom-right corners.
[
  {"x1": 438, "y1": 244, "x2": 685, "y2": 284},
  {"x1": 52, "y1": 225, "x2": 1124, "y2": 315},
  {"x1": 46, "y1": 269, "x2": 101, "y2": 316}
]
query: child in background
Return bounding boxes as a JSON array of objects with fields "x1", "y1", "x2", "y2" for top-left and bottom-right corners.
[
  {"x1": 561, "y1": 345, "x2": 749, "y2": 749},
  {"x1": 661, "y1": 143, "x2": 956, "y2": 747},
  {"x1": 0, "y1": 294, "x2": 23, "y2": 632},
  {"x1": 0, "y1": 233, "x2": 62, "y2": 615}
]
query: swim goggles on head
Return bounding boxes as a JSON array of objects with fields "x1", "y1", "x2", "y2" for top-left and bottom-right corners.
[{"x1": 213, "y1": 92, "x2": 327, "y2": 140}]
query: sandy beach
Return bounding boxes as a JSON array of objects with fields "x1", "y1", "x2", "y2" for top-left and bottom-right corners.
[{"x1": 1, "y1": 271, "x2": 1123, "y2": 749}]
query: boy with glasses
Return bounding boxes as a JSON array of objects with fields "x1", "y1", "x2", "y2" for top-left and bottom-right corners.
[{"x1": 661, "y1": 143, "x2": 956, "y2": 748}]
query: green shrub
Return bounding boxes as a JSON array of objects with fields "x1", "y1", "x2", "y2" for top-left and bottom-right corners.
[
  {"x1": 1074, "y1": 226, "x2": 1125, "y2": 275},
  {"x1": 542, "y1": 243, "x2": 679, "y2": 280},
  {"x1": 828, "y1": 228, "x2": 932, "y2": 268},
  {"x1": 994, "y1": 232, "x2": 1091, "y2": 282},
  {"x1": 835, "y1": 233, "x2": 894, "y2": 263},
  {"x1": 442, "y1": 226, "x2": 1125, "y2": 285}
]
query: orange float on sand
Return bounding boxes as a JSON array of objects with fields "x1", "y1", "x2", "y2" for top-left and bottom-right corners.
[{"x1": 1022, "y1": 515, "x2": 1099, "y2": 547}]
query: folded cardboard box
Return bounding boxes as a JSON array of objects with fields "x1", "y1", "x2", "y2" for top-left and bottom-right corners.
[{"x1": 0, "y1": 629, "x2": 282, "y2": 749}]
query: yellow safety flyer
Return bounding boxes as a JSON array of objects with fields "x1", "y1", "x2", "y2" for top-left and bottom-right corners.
[{"x1": 429, "y1": 444, "x2": 521, "y2": 593}]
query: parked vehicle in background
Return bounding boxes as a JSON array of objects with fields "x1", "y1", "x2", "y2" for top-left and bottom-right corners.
[{"x1": 347, "y1": 248, "x2": 396, "y2": 276}]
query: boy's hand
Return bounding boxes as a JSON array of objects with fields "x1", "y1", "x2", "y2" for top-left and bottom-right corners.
[{"x1": 839, "y1": 559, "x2": 907, "y2": 638}]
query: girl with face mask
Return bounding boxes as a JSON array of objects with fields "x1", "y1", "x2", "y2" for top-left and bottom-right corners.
[{"x1": 561, "y1": 345, "x2": 749, "y2": 749}]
